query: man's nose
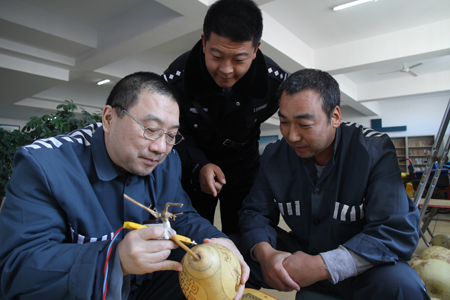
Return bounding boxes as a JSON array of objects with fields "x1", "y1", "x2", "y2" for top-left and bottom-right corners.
[
  {"x1": 219, "y1": 59, "x2": 233, "y2": 74},
  {"x1": 288, "y1": 126, "x2": 302, "y2": 143},
  {"x1": 149, "y1": 135, "x2": 167, "y2": 153}
]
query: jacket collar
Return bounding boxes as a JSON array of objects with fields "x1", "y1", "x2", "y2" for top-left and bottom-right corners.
[
  {"x1": 334, "y1": 125, "x2": 342, "y2": 155},
  {"x1": 92, "y1": 125, "x2": 122, "y2": 181},
  {"x1": 324, "y1": 124, "x2": 342, "y2": 168},
  {"x1": 183, "y1": 39, "x2": 269, "y2": 101}
]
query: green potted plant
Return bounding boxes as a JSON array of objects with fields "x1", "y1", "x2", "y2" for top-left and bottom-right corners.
[{"x1": 0, "y1": 100, "x2": 102, "y2": 201}]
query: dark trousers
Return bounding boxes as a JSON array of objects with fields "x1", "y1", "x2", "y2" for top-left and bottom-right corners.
[
  {"x1": 187, "y1": 181, "x2": 254, "y2": 235},
  {"x1": 135, "y1": 247, "x2": 187, "y2": 300},
  {"x1": 245, "y1": 228, "x2": 430, "y2": 300}
]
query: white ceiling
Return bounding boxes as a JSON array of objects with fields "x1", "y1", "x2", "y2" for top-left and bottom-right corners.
[{"x1": 1, "y1": 0, "x2": 449, "y2": 127}]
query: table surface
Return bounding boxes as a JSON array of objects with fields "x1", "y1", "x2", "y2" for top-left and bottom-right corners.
[{"x1": 418, "y1": 198, "x2": 450, "y2": 208}]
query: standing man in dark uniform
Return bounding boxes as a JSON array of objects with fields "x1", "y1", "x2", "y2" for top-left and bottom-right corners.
[{"x1": 163, "y1": 0, "x2": 287, "y2": 235}]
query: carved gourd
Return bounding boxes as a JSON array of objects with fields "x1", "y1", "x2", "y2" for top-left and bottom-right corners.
[{"x1": 179, "y1": 243, "x2": 241, "y2": 300}]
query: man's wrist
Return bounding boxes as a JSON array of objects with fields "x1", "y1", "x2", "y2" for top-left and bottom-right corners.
[
  {"x1": 314, "y1": 253, "x2": 332, "y2": 281},
  {"x1": 320, "y1": 245, "x2": 358, "y2": 284},
  {"x1": 253, "y1": 241, "x2": 272, "y2": 262}
]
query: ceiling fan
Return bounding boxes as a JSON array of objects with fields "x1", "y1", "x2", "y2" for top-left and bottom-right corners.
[{"x1": 378, "y1": 63, "x2": 423, "y2": 77}]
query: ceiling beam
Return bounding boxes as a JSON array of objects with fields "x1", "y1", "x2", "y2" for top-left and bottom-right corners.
[{"x1": 315, "y1": 19, "x2": 450, "y2": 74}]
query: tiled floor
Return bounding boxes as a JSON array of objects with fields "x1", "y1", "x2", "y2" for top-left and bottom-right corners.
[{"x1": 213, "y1": 202, "x2": 450, "y2": 300}]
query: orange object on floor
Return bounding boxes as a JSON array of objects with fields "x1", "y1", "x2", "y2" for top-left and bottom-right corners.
[{"x1": 406, "y1": 182, "x2": 415, "y2": 198}]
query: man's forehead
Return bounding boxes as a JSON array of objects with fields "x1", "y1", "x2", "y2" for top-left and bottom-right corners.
[
  {"x1": 278, "y1": 108, "x2": 315, "y2": 120},
  {"x1": 132, "y1": 93, "x2": 179, "y2": 128},
  {"x1": 279, "y1": 91, "x2": 323, "y2": 118},
  {"x1": 210, "y1": 46, "x2": 250, "y2": 57},
  {"x1": 206, "y1": 33, "x2": 255, "y2": 52},
  {"x1": 136, "y1": 90, "x2": 177, "y2": 108}
]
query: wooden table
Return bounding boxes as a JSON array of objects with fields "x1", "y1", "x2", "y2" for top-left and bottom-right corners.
[{"x1": 418, "y1": 198, "x2": 450, "y2": 209}]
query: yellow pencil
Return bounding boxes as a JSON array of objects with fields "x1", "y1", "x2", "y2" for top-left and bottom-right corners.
[{"x1": 123, "y1": 221, "x2": 197, "y2": 245}]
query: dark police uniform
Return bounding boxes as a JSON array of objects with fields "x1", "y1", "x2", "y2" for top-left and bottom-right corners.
[{"x1": 164, "y1": 39, "x2": 287, "y2": 235}]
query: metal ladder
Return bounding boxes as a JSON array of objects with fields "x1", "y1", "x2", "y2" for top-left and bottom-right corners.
[{"x1": 413, "y1": 99, "x2": 450, "y2": 247}]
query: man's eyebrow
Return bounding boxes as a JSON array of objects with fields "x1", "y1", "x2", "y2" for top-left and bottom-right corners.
[
  {"x1": 142, "y1": 113, "x2": 180, "y2": 129},
  {"x1": 278, "y1": 111, "x2": 315, "y2": 120},
  {"x1": 210, "y1": 47, "x2": 250, "y2": 57}
]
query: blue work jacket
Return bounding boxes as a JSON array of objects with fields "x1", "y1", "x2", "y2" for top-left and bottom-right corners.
[
  {"x1": 0, "y1": 123, "x2": 225, "y2": 299},
  {"x1": 239, "y1": 122, "x2": 420, "y2": 265}
]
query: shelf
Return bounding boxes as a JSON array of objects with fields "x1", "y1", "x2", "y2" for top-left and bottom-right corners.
[
  {"x1": 409, "y1": 146, "x2": 432, "y2": 148},
  {"x1": 390, "y1": 135, "x2": 435, "y2": 173}
]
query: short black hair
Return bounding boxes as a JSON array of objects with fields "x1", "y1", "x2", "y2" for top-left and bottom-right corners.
[
  {"x1": 106, "y1": 72, "x2": 178, "y2": 118},
  {"x1": 203, "y1": 0, "x2": 263, "y2": 48},
  {"x1": 277, "y1": 69, "x2": 340, "y2": 121}
]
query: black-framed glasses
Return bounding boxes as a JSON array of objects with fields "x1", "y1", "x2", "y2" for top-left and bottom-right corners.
[{"x1": 113, "y1": 105, "x2": 184, "y2": 146}]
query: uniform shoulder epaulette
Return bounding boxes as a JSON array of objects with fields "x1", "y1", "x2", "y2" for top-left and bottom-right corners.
[
  {"x1": 163, "y1": 68, "x2": 184, "y2": 84},
  {"x1": 264, "y1": 56, "x2": 288, "y2": 83},
  {"x1": 163, "y1": 51, "x2": 189, "y2": 84}
]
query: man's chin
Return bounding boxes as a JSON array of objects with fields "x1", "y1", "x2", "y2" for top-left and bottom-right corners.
[
  {"x1": 294, "y1": 148, "x2": 312, "y2": 159},
  {"x1": 133, "y1": 166, "x2": 156, "y2": 177},
  {"x1": 214, "y1": 78, "x2": 235, "y2": 89}
]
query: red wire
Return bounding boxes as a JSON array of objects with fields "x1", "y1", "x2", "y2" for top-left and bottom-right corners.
[{"x1": 103, "y1": 227, "x2": 124, "y2": 300}]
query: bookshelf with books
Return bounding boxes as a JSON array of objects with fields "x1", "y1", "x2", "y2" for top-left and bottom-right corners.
[
  {"x1": 390, "y1": 135, "x2": 434, "y2": 173},
  {"x1": 408, "y1": 136, "x2": 434, "y2": 171},
  {"x1": 391, "y1": 137, "x2": 407, "y2": 172}
]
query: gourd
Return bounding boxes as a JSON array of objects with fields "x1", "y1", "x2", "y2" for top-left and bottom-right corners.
[
  {"x1": 410, "y1": 258, "x2": 450, "y2": 300},
  {"x1": 179, "y1": 243, "x2": 241, "y2": 300},
  {"x1": 410, "y1": 246, "x2": 450, "y2": 300},
  {"x1": 432, "y1": 234, "x2": 450, "y2": 250},
  {"x1": 421, "y1": 246, "x2": 450, "y2": 265}
]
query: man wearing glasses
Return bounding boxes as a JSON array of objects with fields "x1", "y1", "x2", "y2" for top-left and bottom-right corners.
[{"x1": 0, "y1": 72, "x2": 249, "y2": 300}]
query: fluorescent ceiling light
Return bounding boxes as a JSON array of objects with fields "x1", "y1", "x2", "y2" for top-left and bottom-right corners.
[
  {"x1": 97, "y1": 79, "x2": 110, "y2": 85},
  {"x1": 332, "y1": 0, "x2": 377, "y2": 11},
  {"x1": 197, "y1": 0, "x2": 217, "y2": 5}
]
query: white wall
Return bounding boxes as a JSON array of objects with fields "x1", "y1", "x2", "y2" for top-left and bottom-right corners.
[{"x1": 341, "y1": 93, "x2": 450, "y2": 138}]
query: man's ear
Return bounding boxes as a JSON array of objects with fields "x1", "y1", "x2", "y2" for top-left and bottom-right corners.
[
  {"x1": 102, "y1": 105, "x2": 114, "y2": 134},
  {"x1": 253, "y1": 41, "x2": 262, "y2": 60},
  {"x1": 331, "y1": 106, "x2": 342, "y2": 128},
  {"x1": 201, "y1": 34, "x2": 206, "y2": 54}
]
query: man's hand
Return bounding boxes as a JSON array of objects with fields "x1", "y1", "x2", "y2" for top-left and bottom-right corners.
[
  {"x1": 282, "y1": 251, "x2": 331, "y2": 287},
  {"x1": 199, "y1": 163, "x2": 226, "y2": 197},
  {"x1": 253, "y1": 242, "x2": 300, "y2": 292},
  {"x1": 204, "y1": 238, "x2": 250, "y2": 300},
  {"x1": 118, "y1": 225, "x2": 181, "y2": 276}
]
